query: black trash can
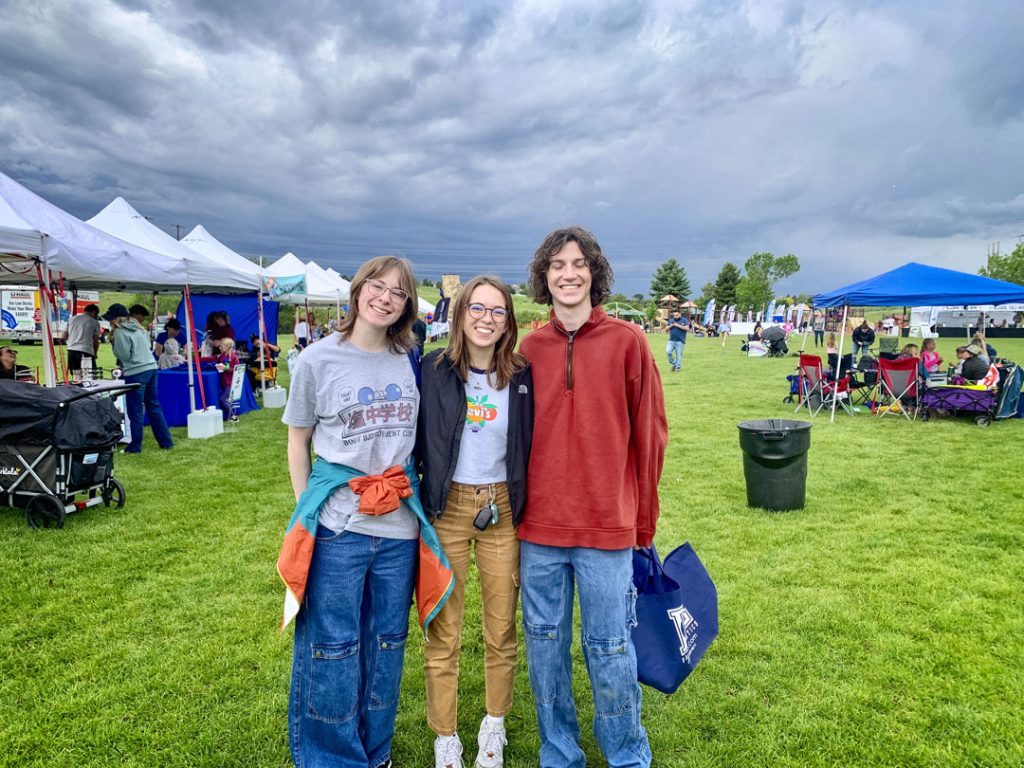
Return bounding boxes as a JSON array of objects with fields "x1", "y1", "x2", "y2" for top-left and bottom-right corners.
[{"x1": 737, "y1": 419, "x2": 812, "y2": 511}]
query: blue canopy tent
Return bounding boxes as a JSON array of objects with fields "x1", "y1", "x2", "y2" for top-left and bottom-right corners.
[
  {"x1": 175, "y1": 292, "x2": 280, "y2": 346},
  {"x1": 812, "y1": 262, "x2": 1024, "y2": 421},
  {"x1": 812, "y1": 262, "x2": 1024, "y2": 308}
]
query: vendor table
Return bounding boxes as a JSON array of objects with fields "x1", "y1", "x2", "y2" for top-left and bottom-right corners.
[{"x1": 147, "y1": 366, "x2": 259, "y2": 427}]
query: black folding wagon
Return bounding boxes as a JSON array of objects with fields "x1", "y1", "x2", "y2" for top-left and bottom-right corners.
[{"x1": 0, "y1": 380, "x2": 138, "y2": 529}]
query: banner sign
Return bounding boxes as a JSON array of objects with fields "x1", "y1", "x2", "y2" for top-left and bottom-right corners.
[{"x1": 262, "y1": 274, "x2": 305, "y2": 299}]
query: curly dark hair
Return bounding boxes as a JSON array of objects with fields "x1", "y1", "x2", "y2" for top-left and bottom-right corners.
[{"x1": 527, "y1": 226, "x2": 613, "y2": 307}]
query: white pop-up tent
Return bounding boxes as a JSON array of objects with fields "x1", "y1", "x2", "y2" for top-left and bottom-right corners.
[
  {"x1": 180, "y1": 225, "x2": 262, "y2": 283},
  {"x1": 88, "y1": 198, "x2": 258, "y2": 292},
  {"x1": 1, "y1": 172, "x2": 187, "y2": 289},
  {"x1": 264, "y1": 252, "x2": 339, "y2": 303}
]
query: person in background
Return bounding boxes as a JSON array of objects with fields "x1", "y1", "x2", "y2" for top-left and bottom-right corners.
[
  {"x1": 956, "y1": 344, "x2": 989, "y2": 382},
  {"x1": 826, "y1": 332, "x2": 838, "y2": 356},
  {"x1": 418, "y1": 276, "x2": 533, "y2": 768},
  {"x1": 518, "y1": 226, "x2": 667, "y2": 768},
  {"x1": 412, "y1": 314, "x2": 427, "y2": 358},
  {"x1": 311, "y1": 321, "x2": 324, "y2": 342},
  {"x1": 280, "y1": 255, "x2": 422, "y2": 768},
  {"x1": 852, "y1": 320, "x2": 875, "y2": 358},
  {"x1": 897, "y1": 343, "x2": 919, "y2": 360},
  {"x1": 718, "y1": 317, "x2": 732, "y2": 346},
  {"x1": 205, "y1": 311, "x2": 235, "y2": 354},
  {"x1": 214, "y1": 337, "x2": 241, "y2": 420},
  {"x1": 248, "y1": 333, "x2": 281, "y2": 389},
  {"x1": 812, "y1": 313, "x2": 825, "y2": 348},
  {"x1": 970, "y1": 332, "x2": 996, "y2": 363},
  {"x1": 293, "y1": 309, "x2": 310, "y2": 348},
  {"x1": 66, "y1": 303, "x2": 101, "y2": 375},
  {"x1": 920, "y1": 338, "x2": 943, "y2": 374},
  {"x1": 105, "y1": 303, "x2": 173, "y2": 453},
  {"x1": 0, "y1": 345, "x2": 32, "y2": 381},
  {"x1": 154, "y1": 318, "x2": 188, "y2": 357},
  {"x1": 665, "y1": 308, "x2": 688, "y2": 372},
  {"x1": 157, "y1": 338, "x2": 186, "y2": 369}
]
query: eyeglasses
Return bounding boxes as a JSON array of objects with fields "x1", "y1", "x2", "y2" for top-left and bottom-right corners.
[
  {"x1": 363, "y1": 279, "x2": 409, "y2": 304},
  {"x1": 467, "y1": 303, "x2": 509, "y2": 322}
]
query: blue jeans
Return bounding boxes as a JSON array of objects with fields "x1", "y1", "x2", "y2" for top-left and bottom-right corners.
[
  {"x1": 853, "y1": 341, "x2": 870, "y2": 358},
  {"x1": 665, "y1": 340, "x2": 684, "y2": 370},
  {"x1": 521, "y1": 542, "x2": 649, "y2": 768},
  {"x1": 123, "y1": 368, "x2": 173, "y2": 452},
  {"x1": 813, "y1": 330, "x2": 824, "y2": 347},
  {"x1": 289, "y1": 528, "x2": 417, "y2": 768}
]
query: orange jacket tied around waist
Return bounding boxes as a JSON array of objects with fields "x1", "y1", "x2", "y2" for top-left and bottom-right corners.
[{"x1": 276, "y1": 458, "x2": 454, "y2": 635}]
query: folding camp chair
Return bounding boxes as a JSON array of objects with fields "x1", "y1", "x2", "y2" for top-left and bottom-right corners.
[
  {"x1": 796, "y1": 354, "x2": 854, "y2": 416},
  {"x1": 874, "y1": 357, "x2": 920, "y2": 421},
  {"x1": 878, "y1": 337, "x2": 899, "y2": 358}
]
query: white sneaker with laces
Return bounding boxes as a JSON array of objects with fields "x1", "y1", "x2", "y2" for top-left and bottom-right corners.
[
  {"x1": 434, "y1": 733, "x2": 464, "y2": 768},
  {"x1": 475, "y1": 717, "x2": 507, "y2": 768}
]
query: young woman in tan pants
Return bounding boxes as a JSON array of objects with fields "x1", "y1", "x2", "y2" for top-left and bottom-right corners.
[{"x1": 417, "y1": 276, "x2": 534, "y2": 768}]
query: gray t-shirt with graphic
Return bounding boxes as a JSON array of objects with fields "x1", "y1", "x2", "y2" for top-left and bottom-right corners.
[
  {"x1": 282, "y1": 334, "x2": 420, "y2": 538},
  {"x1": 452, "y1": 368, "x2": 509, "y2": 485}
]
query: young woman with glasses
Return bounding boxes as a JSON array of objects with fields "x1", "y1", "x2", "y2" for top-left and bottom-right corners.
[
  {"x1": 416, "y1": 276, "x2": 534, "y2": 768},
  {"x1": 279, "y1": 255, "x2": 422, "y2": 768}
]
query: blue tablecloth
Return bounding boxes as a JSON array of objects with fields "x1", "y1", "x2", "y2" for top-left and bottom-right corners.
[{"x1": 147, "y1": 366, "x2": 259, "y2": 427}]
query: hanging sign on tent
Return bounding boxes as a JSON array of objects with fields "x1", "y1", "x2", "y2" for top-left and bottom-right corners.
[{"x1": 262, "y1": 274, "x2": 305, "y2": 299}]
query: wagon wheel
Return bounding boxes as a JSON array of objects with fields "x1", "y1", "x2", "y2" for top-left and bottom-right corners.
[
  {"x1": 783, "y1": 395, "x2": 794, "y2": 404},
  {"x1": 974, "y1": 415, "x2": 991, "y2": 427},
  {"x1": 25, "y1": 495, "x2": 67, "y2": 530},
  {"x1": 102, "y1": 478, "x2": 126, "y2": 509},
  {"x1": 919, "y1": 409, "x2": 930, "y2": 422}
]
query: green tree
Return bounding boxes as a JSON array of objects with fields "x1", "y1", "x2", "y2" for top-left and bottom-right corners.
[
  {"x1": 697, "y1": 281, "x2": 716, "y2": 308},
  {"x1": 632, "y1": 293, "x2": 645, "y2": 305},
  {"x1": 980, "y1": 242, "x2": 1024, "y2": 285},
  {"x1": 735, "y1": 252, "x2": 800, "y2": 311},
  {"x1": 649, "y1": 259, "x2": 691, "y2": 301},
  {"x1": 421, "y1": 277, "x2": 434, "y2": 287},
  {"x1": 712, "y1": 262, "x2": 741, "y2": 306}
]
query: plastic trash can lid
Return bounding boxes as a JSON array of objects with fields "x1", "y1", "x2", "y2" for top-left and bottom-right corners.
[{"x1": 737, "y1": 418, "x2": 812, "y2": 433}]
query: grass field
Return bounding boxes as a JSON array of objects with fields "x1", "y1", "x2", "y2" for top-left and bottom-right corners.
[{"x1": 2, "y1": 331, "x2": 1022, "y2": 767}]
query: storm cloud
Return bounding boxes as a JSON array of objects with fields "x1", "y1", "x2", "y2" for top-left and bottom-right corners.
[{"x1": 1, "y1": 0, "x2": 1021, "y2": 295}]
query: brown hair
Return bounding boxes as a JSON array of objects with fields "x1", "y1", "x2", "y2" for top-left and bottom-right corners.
[
  {"x1": 527, "y1": 225, "x2": 613, "y2": 307},
  {"x1": 435, "y1": 275, "x2": 526, "y2": 390},
  {"x1": 336, "y1": 255, "x2": 418, "y2": 353}
]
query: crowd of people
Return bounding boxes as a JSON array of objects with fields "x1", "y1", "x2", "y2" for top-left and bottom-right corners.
[{"x1": 278, "y1": 225, "x2": 667, "y2": 768}]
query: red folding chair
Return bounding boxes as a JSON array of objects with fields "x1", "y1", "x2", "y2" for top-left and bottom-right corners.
[
  {"x1": 875, "y1": 357, "x2": 920, "y2": 421},
  {"x1": 796, "y1": 354, "x2": 853, "y2": 416}
]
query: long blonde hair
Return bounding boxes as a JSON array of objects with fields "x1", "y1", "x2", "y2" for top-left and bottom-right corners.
[
  {"x1": 436, "y1": 275, "x2": 526, "y2": 390},
  {"x1": 336, "y1": 256, "x2": 418, "y2": 353}
]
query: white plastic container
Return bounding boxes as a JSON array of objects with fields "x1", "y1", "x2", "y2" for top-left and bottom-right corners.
[
  {"x1": 262, "y1": 387, "x2": 288, "y2": 409},
  {"x1": 187, "y1": 406, "x2": 224, "y2": 439}
]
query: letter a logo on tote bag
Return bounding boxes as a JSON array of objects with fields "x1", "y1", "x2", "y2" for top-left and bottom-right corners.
[{"x1": 631, "y1": 543, "x2": 718, "y2": 693}]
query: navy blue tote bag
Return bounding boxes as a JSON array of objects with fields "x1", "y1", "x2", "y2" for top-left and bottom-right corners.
[{"x1": 631, "y1": 543, "x2": 718, "y2": 693}]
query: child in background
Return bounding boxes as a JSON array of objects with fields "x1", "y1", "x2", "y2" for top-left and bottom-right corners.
[
  {"x1": 826, "y1": 332, "x2": 837, "y2": 355},
  {"x1": 920, "y1": 338, "x2": 943, "y2": 373},
  {"x1": 897, "y1": 343, "x2": 919, "y2": 360},
  {"x1": 215, "y1": 337, "x2": 240, "y2": 420}
]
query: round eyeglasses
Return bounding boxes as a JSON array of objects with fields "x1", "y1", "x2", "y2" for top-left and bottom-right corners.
[
  {"x1": 467, "y1": 303, "x2": 509, "y2": 322},
  {"x1": 363, "y1": 279, "x2": 409, "y2": 304}
]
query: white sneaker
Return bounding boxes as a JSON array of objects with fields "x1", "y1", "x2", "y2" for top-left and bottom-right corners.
[
  {"x1": 475, "y1": 717, "x2": 507, "y2": 768},
  {"x1": 434, "y1": 733, "x2": 464, "y2": 768}
]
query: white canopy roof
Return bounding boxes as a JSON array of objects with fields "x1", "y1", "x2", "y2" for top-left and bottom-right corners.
[
  {"x1": 180, "y1": 225, "x2": 262, "y2": 283},
  {"x1": 0, "y1": 171, "x2": 187, "y2": 289},
  {"x1": 264, "y1": 252, "x2": 337, "y2": 304},
  {"x1": 307, "y1": 260, "x2": 350, "y2": 300},
  {"x1": 88, "y1": 198, "x2": 258, "y2": 292}
]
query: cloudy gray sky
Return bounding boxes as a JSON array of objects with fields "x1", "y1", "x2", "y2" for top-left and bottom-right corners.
[{"x1": 2, "y1": 0, "x2": 1022, "y2": 296}]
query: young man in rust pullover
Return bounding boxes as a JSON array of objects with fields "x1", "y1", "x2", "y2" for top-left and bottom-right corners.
[{"x1": 518, "y1": 226, "x2": 667, "y2": 768}]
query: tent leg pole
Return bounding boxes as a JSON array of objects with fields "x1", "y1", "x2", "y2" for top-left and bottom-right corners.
[{"x1": 832, "y1": 305, "x2": 848, "y2": 423}]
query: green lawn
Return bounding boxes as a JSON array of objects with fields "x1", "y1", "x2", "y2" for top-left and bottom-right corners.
[{"x1": 1, "y1": 332, "x2": 1022, "y2": 767}]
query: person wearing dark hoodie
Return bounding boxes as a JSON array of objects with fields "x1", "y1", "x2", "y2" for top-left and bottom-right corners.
[
  {"x1": 105, "y1": 303, "x2": 173, "y2": 453},
  {"x1": 518, "y1": 226, "x2": 667, "y2": 768}
]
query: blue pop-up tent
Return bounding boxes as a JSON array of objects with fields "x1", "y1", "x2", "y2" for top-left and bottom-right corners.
[
  {"x1": 811, "y1": 262, "x2": 1024, "y2": 422},
  {"x1": 175, "y1": 292, "x2": 279, "y2": 345},
  {"x1": 812, "y1": 262, "x2": 1024, "y2": 308}
]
